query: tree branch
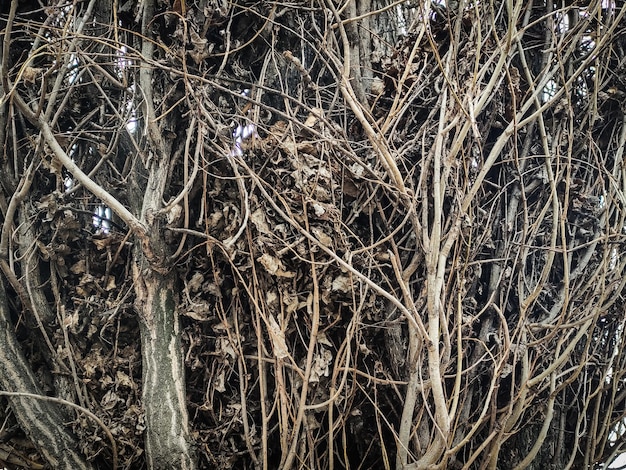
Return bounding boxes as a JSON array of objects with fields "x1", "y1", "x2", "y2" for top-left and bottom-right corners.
[{"x1": 38, "y1": 119, "x2": 148, "y2": 237}]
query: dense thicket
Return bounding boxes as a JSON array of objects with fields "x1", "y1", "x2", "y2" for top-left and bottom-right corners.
[{"x1": 0, "y1": 0, "x2": 625, "y2": 469}]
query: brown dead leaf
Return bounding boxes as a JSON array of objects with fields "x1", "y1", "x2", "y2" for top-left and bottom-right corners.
[
  {"x1": 303, "y1": 108, "x2": 323, "y2": 128},
  {"x1": 101, "y1": 389, "x2": 122, "y2": 410},
  {"x1": 266, "y1": 290, "x2": 278, "y2": 308},
  {"x1": 214, "y1": 369, "x2": 226, "y2": 393},
  {"x1": 189, "y1": 30, "x2": 211, "y2": 64},
  {"x1": 251, "y1": 208, "x2": 271, "y2": 235},
  {"x1": 267, "y1": 314, "x2": 289, "y2": 359},
  {"x1": 216, "y1": 336, "x2": 236, "y2": 359},
  {"x1": 311, "y1": 202, "x2": 326, "y2": 217},
  {"x1": 309, "y1": 348, "x2": 332, "y2": 383},
  {"x1": 105, "y1": 275, "x2": 116, "y2": 291},
  {"x1": 342, "y1": 178, "x2": 360, "y2": 198},
  {"x1": 167, "y1": 203, "x2": 183, "y2": 225},
  {"x1": 115, "y1": 371, "x2": 135, "y2": 390},
  {"x1": 317, "y1": 331, "x2": 333, "y2": 348},
  {"x1": 182, "y1": 300, "x2": 212, "y2": 321},
  {"x1": 257, "y1": 253, "x2": 295, "y2": 278},
  {"x1": 349, "y1": 162, "x2": 365, "y2": 178},
  {"x1": 70, "y1": 259, "x2": 87, "y2": 275},
  {"x1": 311, "y1": 226, "x2": 333, "y2": 247},
  {"x1": 297, "y1": 142, "x2": 318, "y2": 155},
  {"x1": 187, "y1": 272, "x2": 204, "y2": 293},
  {"x1": 62, "y1": 309, "x2": 79, "y2": 329},
  {"x1": 281, "y1": 136, "x2": 298, "y2": 156},
  {"x1": 92, "y1": 237, "x2": 115, "y2": 250},
  {"x1": 283, "y1": 291, "x2": 300, "y2": 314},
  {"x1": 36, "y1": 240, "x2": 51, "y2": 260},
  {"x1": 22, "y1": 66, "x2": 42, "y2": 84},
  {"x1": 332, "y1": 275, "x2": 352, "y2": 293}
]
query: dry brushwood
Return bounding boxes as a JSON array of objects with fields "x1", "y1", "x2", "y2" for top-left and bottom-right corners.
[{"x1": 0, "y1": 0, "x2": 625, "y2": 469}]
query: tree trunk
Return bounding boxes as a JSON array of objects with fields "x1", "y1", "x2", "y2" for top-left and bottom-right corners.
[
  {"x1": 0, "y1": 279, "x2": 94, "y2": 470},
  {"x1": 132, "y1": 263, "x2": 196, "y2": 470},
  {"x1": 127, "y1": 1, "x2": 196, "y2": 466}
]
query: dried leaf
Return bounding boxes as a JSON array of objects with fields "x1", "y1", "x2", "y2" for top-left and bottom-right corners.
[
  {"x1": 92, "y1": 237, "x2": 114, "y2": 250},
  {"x1": 105, "y1": 275, "x2": 116, "y2": 291},
  {"x1": 216, "y1": 336, "x2": 236, "y2": 359},
  {"x1": 251, "y1": 208, "x2": 271, "y2": 235},
  {"x1": 257, "y1": 253, "x2": 295, "y2": 278},
  {"x1": 267, "y1": 314, "x2": 289, "y2": 359},
  {"x1": 115, "y1": 371, "x2": 135, "y2": 389},
  {"x1": 311, "y1": 227, "x2": 333, "y2": 248},
  {"x1": 70, "y1": 259, "x2": 87, "y2": 275},
  {"x1": 332, "y1": 275, "x2": 352, "y2": 293},
  {"x1": 309, "y1": 348, "x2": 332, "y2": 383},
  {"x1": 317, "y1": 331, "x2": 333, "y2": 348},
  {"x1": 307, "y1": 413, "x2": 321, "y2": 430},
  {"x1": 303, "y1": 108, "x2": 323, "y2": 128},
  {"x1": 349, "y1": 162, "x2": 365, "y2": 178},
  {"x1": 101, "y1": 390, "x2": 122, "y2": 411},
  {"x1": 22, "y1": 65, "x2": 42, "y2": 84},
  {"x1": 297, "y1": 142, "x2": 317, "y2": 155},
  {"x1": 281, "y1": 136, "x2": 298, "y2": 156},
  {"x1": 214, "y1": 369, "x2": 226, "y2": 393},
  {"x1": 188, "y1": 272, "x2": 204, "y2": 293},
  {"x1": 283, "y1": 292, "x2": 300, "y2": 314},
  {"x1": 63, "y1": 310, "x2": 79, "y2": 329},
  {"x1": 36, "y1": 240, "x2": 51, "y2": 260},
  {"x1": 167, "y1": 203, "x2": 183, "y2": 225},
  {"x1": 311, "y1": 202, "x2": 326, "y2": 217},
  {"x1": 266, "y1": 290, "x2": 278, "y2": 308},
  {"x1": 182, "y1": 300, "x2": 212, "y2": 321},
  {"x1": 189, "y1": 30, "x2": 210, "y2": 64},
  {"x1": 342, "y1": 178, "x2": 360, "y2": 198}
]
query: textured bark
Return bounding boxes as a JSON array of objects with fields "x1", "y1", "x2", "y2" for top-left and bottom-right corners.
[
  {"x1": 133, "y1": 265, "x2": 196, "y2": 470},
  {"x1": 125, "y1": 0, "x2": 197, "y2": 466},
  {"x1": 0, "y1": 280, "x2": 94, "y2": 470}
]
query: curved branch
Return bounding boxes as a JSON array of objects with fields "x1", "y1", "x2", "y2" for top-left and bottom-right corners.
[{"x1": 38, "y1": 120, "x2": 147, "y2": 237}]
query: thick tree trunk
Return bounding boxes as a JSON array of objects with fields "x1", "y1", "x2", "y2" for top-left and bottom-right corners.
[
  {"x1": 0, "y1": 279, "x2": 94, "y2": 470},
  {"x1": 132, "y1": 264, "x2": 196, "y2": 470},
  {"x1": 127, "y1": 0, "x2": 197, "y2": 467}
]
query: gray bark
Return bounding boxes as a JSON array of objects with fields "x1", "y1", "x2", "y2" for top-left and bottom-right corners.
[
  {"x1": 132, "y1": 264, "x2": 196, "y2": 470},
  {"x1": 0, "y1": 279, "x2": 94, "y2": 470},
  {"x1": 126, "y1": 1, "x2": 197, "y2": 466}
]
